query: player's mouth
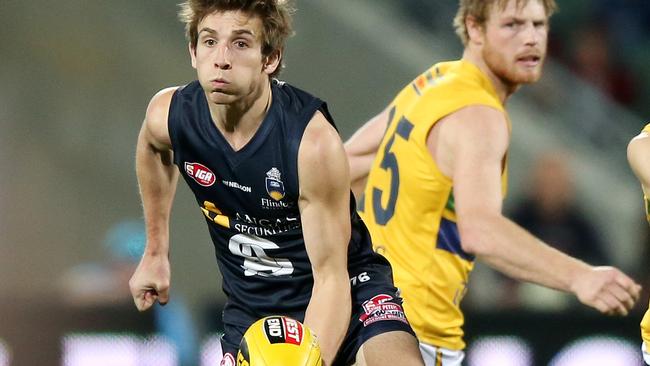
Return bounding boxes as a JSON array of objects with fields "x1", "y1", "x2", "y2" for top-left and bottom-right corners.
[
  {"x1": 210, "y1": 78, "x2": 230, "y2": 88},
  {"x1": 516, "y1": 54, "x2": 542, "y2": 67}
]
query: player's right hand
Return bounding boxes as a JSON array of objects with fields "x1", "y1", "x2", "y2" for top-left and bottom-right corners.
[
  {"x1": 571, "y1": 266, "x2": 641, "y2": 316},
  {"x1": 128, "y1": 252, "x2": 171, "y2": 312}
]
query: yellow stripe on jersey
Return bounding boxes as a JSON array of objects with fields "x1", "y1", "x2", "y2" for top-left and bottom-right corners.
[
  {"x1": 643, "y1": 123, "x2": 650, "y2": 133},
  {"x1": 359, "y1": 60, "x2": 507, "y2": 350}
]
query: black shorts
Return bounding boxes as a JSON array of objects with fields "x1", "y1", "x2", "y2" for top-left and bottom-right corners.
[{"x1": 219, "y1": 263, "x2": 416, "y2": 366}]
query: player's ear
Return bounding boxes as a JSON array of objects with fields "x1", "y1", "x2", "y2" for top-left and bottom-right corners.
[
  {"x1": 263, "y1": 48, "x2": 281, "y2": 75},
  {"x1": 466, "y1": 15, "x2": 485, "y2": 46},
  {"x1": 189, "y1": 43, "x2": 197, "y2": 69}
]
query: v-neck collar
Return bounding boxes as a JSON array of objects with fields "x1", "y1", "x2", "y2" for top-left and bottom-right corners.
[{"x1": 200, "y1": 83, "x2": 280, "y2": 168}]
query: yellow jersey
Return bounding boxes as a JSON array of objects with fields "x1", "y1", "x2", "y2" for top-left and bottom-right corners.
[{"x1": 358, "y1": 60, "x2": 508, "y2": 350}]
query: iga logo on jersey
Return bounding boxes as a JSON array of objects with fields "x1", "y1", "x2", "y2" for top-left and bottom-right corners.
[{"x1": 185, "y1": 162, "x2": 216, "y2": 187}]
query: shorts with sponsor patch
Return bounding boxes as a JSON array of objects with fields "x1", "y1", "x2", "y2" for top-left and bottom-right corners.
[{"x1": 219, "y1": 262, "x2": 416, "y2": 366}]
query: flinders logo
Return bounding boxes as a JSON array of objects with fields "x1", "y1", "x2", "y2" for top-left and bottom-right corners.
[{"x1": 265, "y1": 167, "x2": 285, "y2": 201}]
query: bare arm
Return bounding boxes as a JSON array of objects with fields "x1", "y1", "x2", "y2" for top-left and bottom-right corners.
[
  {"x1": 628, "y1": 130, "x2": 650, "y2": 220},
  {"x1": 436, "y1": 105, "x2": 640, "y2": 315},
  {"x1": 299, "y1": 111, "x2": 352, "y2": 366},
  {"x1": 129, "y1": 87, "x2": 179, "y2": 311},
  {"x1": 344, "y1": 107, "x2": 390, "y2": 198}
]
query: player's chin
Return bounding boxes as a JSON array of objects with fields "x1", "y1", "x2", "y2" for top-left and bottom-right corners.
[
  {"x1": 512, "y1": 70, "x2": 542, "y2": 85},
  {"x1": 207, "y1": 90, "x2": 237, "y2": 104}
]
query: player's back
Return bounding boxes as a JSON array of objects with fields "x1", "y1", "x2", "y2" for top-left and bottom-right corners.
[{"x1": 358, "y1": 60, "x2": 507, "y2": 350}]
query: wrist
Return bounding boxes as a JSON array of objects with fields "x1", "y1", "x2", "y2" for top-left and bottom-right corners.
[{"x1": 567, "y1": 261, "x2": 591, "y2": 294}]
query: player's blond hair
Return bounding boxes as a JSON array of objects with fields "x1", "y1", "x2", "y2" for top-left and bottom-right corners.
[
  {"x1": 453, "y1": 0, "x2": 557, "y2": 46},
  {"x1": 178, "y1": 0, "x2": 295, "y2": 77}
]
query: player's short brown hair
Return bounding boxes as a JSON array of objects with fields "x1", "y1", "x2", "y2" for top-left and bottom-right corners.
[
  {"x1": 453, "y1": 0, "x2": 557, "y2": 45},
  {"x1": 179, "y1": 0, "x2": 294, "y2": 77}
]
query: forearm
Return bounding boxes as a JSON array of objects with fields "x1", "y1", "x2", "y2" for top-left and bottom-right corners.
[
  {"x1": 347, "y1": 152, "x2": 377, "y2": 183},
  {"x1": 344, "y1": 109, "x2": 389, "y2": 186},
  {"x1": 136, "y1": 137, "x2": 178, "y2": 255},
  {"x1": 464, "y1": 214, "x2": 590, "y2": 292},
  {"x1": 304, "y1": 275, "x2": 351, "y2": 366}
]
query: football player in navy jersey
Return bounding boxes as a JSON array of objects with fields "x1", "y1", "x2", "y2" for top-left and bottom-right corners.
[{"x1": 128, "y1": 1, "x2": 423, "y2": 365}]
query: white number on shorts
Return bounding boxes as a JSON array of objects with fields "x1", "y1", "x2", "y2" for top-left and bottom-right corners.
[{"x1": 350, "y1": 272, "x2": 371, "y2": 286}]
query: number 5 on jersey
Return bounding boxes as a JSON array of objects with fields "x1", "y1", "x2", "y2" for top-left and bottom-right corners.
[{"x1": 372, "y1": 106, "x2": 414, "y2": 225}]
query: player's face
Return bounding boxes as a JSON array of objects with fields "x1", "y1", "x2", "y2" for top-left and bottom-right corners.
[
  {"x1": 482, "y1": 0, "x2": 549, "y2": 86},
  {"x1": 190, "y1": 10, "x2": 278, "y2": 105}
]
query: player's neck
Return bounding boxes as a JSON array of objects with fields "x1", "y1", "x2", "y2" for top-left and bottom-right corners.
[
  {"x1": 209, "y1": 80, "x2": 273, "y2": 151},
  {"x1": 462, "y1": 49, "x2": 519, "y2": 104}
]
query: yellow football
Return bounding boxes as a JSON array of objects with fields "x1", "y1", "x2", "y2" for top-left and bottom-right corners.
[{"x1": 237, "y1": 316, "x2": 322, "y2": 366}]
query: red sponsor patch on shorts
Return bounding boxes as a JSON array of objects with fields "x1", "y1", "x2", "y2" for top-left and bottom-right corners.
[{"x1": 359, "y1": 294, "x2": 408, "y2": 326}]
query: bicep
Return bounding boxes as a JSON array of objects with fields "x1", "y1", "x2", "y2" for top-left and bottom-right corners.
[
  {"x1": 298, "y1": 112, "x2": 351, "y2": 272},
  {"x1": 444, "y1": 106, "x2": 510, "y2": 218}
]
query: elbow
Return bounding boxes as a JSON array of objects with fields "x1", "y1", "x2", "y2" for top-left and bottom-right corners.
[{"x1": 457, "y1": 214, "x2": 495, "y2": 256}]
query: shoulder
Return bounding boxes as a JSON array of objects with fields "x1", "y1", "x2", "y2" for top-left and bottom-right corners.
[
  {"x1": 146, "y1": 87, "x2": 178, "y2": 121},
  {"x1": 628, "y1": 128, "x2": 650, "y2": 165},
  {"x1": 444, "y1": 105, "x2": 508, "y2": 139},
  {"x1": 300, "y1": 111, "x2": 342, "y2": 161},
  {"x1": 298, "y1": 111, "x2": 349, "y2": 184},
  {"x1": 433, "y1": 104, "x2": 509, "y2": 167},
  {"x1": 143, "y1": 87, "x2": 179, "y2": 149},
  {"x1": 628, "y1": 128, "x2": 650, "y2": 151},
  {"x1": 272, "y1": 80, "x2": 323, "y2": 113}
]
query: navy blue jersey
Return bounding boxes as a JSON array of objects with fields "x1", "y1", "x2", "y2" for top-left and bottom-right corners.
[{"x1": 168, "y1": 80, "x2": 386, "y2": 328}]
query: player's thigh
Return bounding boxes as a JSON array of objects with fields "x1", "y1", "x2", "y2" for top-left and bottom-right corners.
[{"x1": 354, "y1": 330, "x2": 423, "y2": 366}]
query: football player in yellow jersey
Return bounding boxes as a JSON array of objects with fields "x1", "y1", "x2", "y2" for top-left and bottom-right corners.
[
  {"x1": 345, "y1": 0, "x2": 642, "y2": 364},
  {"x1": 627, "y1": 123, "x2": 650, "y2": 365}
]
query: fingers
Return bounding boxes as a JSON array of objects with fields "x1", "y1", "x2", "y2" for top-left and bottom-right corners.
[
  {"x1": 134, "y1": 286, "x2": 171, "y2": 311},
  {"x1": 158, "y1": 288, "x2": 170, "y2": 306},
  {"x1": 592, "y1": 274, "x2": 641, "y2": 316},
  {"x1": 609, "y1": 281, "x2": 638, "y2": 312},
  {"x1": 614, "y1": 274, "x2": 642, "y2": 302},
  {"x1": 580, "y1": 268, "x2": 642, "y2": 316},
  {"x1": 592, "y1": 298, "x2": 615, "y2": 315},
  {"x1": 596, "y1": 290, "x2": 628, "y2": 315},
  {"x1": 135, "y1": 289, "x2": 158, "y2": 312}
]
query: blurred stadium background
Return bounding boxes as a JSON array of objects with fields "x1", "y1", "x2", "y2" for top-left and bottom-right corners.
[{"x1": 1, "y1": 0, "x2": 650, "y2": 365}]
